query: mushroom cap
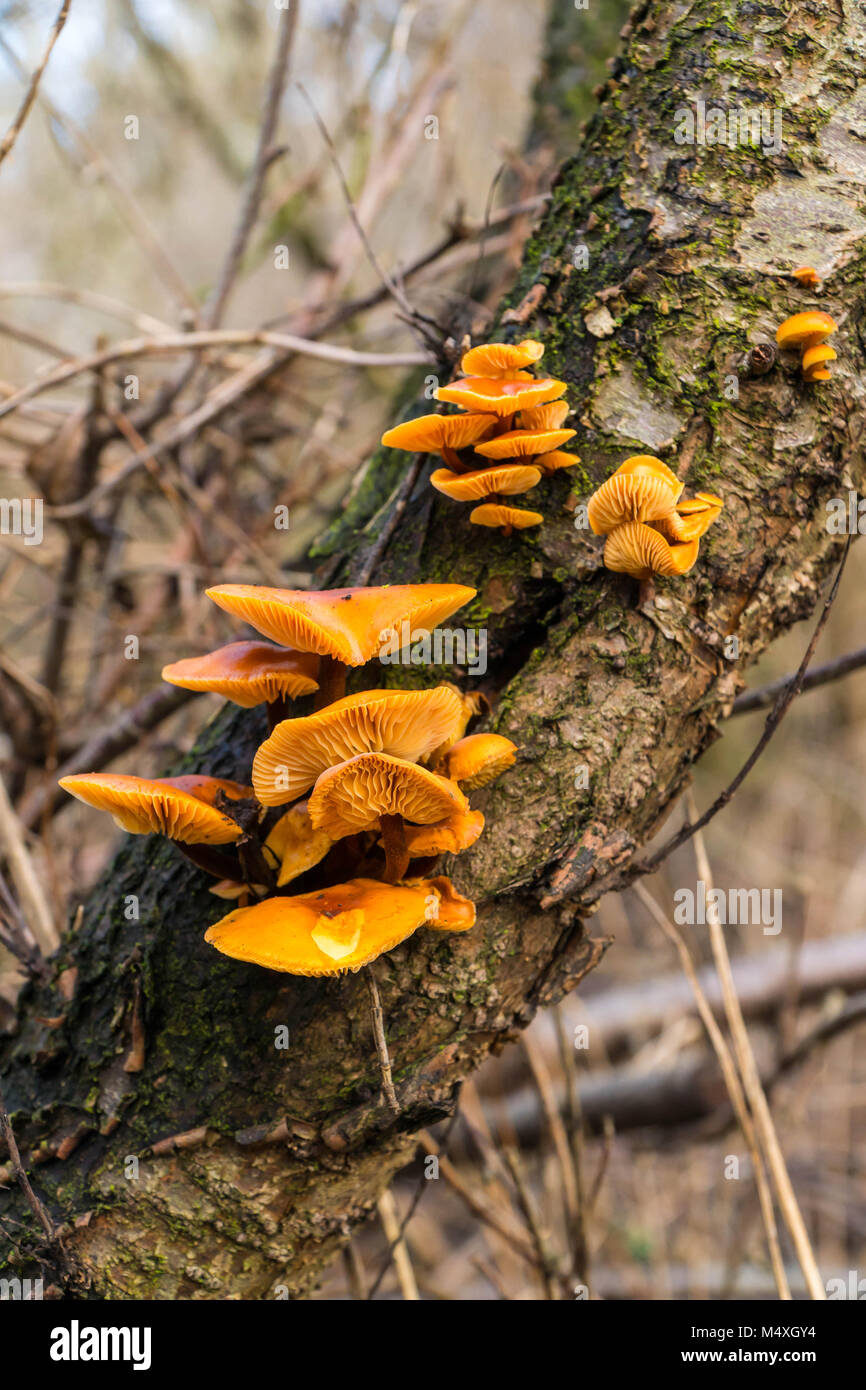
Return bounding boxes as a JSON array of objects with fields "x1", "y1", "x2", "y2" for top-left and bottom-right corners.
[
  {"x1": 436, "y1": 376, "x2": 567, "y2": 417},
  {"x1": 654, "y1": 491, "x2": 724, "y2": 542},
  {"x1": 204, "y1": 877, "x2": 442, "y2": 976},
  {"x1": 158, "y1": 774, "x2": 254, "y2": 804},
  {"x1": 473, "y1": 427, "x2": 576, "y2": 460},
  {"x1": 253, "y1": 685, "x2": 465, "y2": 806},
  {"x1": 776, "y1": 311, "x2": 837, "y2": 350},
  {"x1": 604, "y1": 522, "x2": 700, "y2": 579},
  {"x1": 161, "y1": 640, "x2": 319, "y2": 707},
  {"x1": 519, "y1": 401, "x2": 570, "y2": 430},
  {"x1": 792, "y1": 266, "x2": 821, "y2": 287},
  {"x1": 58, "y1": 773, "x2": 244, "y2": 843},
  {"x1": 430, "y1": 463, "x2": 541, "y2": 501},
  {"x1": 397, "y1": 808, "x2": 485, "y2": 857},
  {"x1": 308, "y1": 752, "x2": 468, "y2": 840},
  {"x1": 806, "y1": 369, "x2": 831, "y2": 381},
  {"x1": 802, "y1": 343, "x2": 837, "y2": 377},
  {"x1": 587, "y1": 466, "x2": 681, "y2": 535},
  {"x1": 380, "y1": 412, "x2": 496, "y2": 453},
  {"x1": 263, "y1": 802, "x2": 334, "y2": 886},
  {"x1": 534, "y1": 449, "x2": 581, "y2": 475},
  {"x1": 616, "y1": 455, "x2": 683, "y2": 495},
  {"x1": 445, "y1": 733, "x2": 517, "y2": 790},
  {"x1": 413, "y1": 875, "x2": 476, "y2": 931},
  {"x1": 205, "y1": 583, "x2": 475, "y2": 666},
  {"x1": 469, "y1": 503, "x2": 544, "y2": 530},
  {"x1": 459, "y1": 339, "x2": 544, "y2": 377}
]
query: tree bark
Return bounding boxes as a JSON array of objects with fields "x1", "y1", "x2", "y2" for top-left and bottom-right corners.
[{"x1": 3, "y1": 0, "x2": 866, "y2": 1298}]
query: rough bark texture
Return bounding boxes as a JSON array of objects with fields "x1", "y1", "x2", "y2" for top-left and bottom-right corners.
[{"x1": 3, "y1": 0, "x2": 866, "y2": 1298}]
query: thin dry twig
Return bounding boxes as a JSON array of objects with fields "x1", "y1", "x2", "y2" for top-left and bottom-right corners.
[
  {"x1": 375, "y1": 1188, "x2": 419, "y2": 1301},
  {"x1": 689, "y1": 802, "x2": 825, "y2": 1301},
  {"x1": 731, "y1": 642, "x2": 866, "y2": 716},
  {"x1": 0, "y1": 1083, "x2": 58, "y2": 1247},
  {"x1": 0, "y1": 0, "x2": 72, "y2": 169},
  {"x1": 363, "y1": 967, "x2": 399, "y2": 1115}
]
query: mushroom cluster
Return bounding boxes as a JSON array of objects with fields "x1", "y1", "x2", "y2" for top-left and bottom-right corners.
[
  {"x1": 60, "y1": 582, "x2": 517, "y2": 985},
  {"x1": 776, "y1": 311, "x2": 838, "y2": 383},
  {"x1": 587, "y1": 455, "x2": 723, "y2": 583},
  {"x1": 381, "y1": 338, "x2": 579, "y2": 536}
]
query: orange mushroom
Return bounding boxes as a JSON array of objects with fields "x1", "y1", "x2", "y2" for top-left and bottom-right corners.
[
  {"x1": 308, "y1": 751, "x2": 468, "y2": 882},
  {"x1": 430, "y1": 463, "x2": 541, "y2": 502},
  {"x1": 603, "y1": 521, "x2": 700, "y2": 579},
  {"x1": 445, "y1": 733, "x2": 517, "y2": 790},
  {"x1": 651, "y1": 491, "x2": 724, "y2": 543},
  {"x1": 161, "y1": 640, "x2": 320, "y2": 729},
  {"x1": 473, "y1": 425, "x2": 576, "y2": 460},
  {"x1": 397, "y1": 807, "x2": 485, "y2": 858},
  {"x1": 380, "y1": 412, "x2": 497, "y2": 469},
  {"x1": 252, "y1": 685, "x2": 465, "y2": 806},
  {"x1": 792, "y1": 266, "x2": 820, "y2": 288},
  {"x1": 436, "y1": 376, "x2": 567, "y2": 419},
  {"x1": 459, "y1": 339, "x2": 545, "y2": 377},
  {"x1": 533, "y1": 449, "x2": 582, "y2": 477},
  {"x1": 469, "y1": 503, "x2": 544, "y2": 535},
  {"x1": 519, "y1": 401, "x2": 570, "y2": 431},
  {"x1": 587, "y1": 457, "x2": 683, "y2": 536},
  {"x1": 802, "y1": 343, "x2": 837, "y2": 382},
  {"x1": 206, "y1": 582, "x2": 475, "y2": 706},
  {"x1": 262, "y1": 802, "x2": 334, "y2": 886},
  {"x1": 58, "y1": 772, "x2": 249, "y2": 881},
  {"x1": 776, "y1": 311, "x2": 837, "y2": 381}
]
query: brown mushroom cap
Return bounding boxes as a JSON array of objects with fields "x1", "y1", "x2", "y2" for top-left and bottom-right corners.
[
  {"x1": 308, "y1": 752, "x2": 468, "y2": 840},
  {"x1": 445, "y1": 733, "x2": 517, "y2": 790},
  {"x1": 473, "y1": 427, "x2": 576, "y2": 460},
  {"x1": 396, "y1": 807, "x2": 485, "y2": 857},
  {"x1": 604, "y1": 522, "x2": 700, "y2": 579},
  {"x1": 776, "y1": 311, "x2": 837, "y2": 351},
  {"x1": 161, "y1": 640, "x2": 319, "y2": 707},
  {"x1": 430, "y1": 463, "x2": 541, "y2": 501},
  {"x1": 253, "y1": 685, "x2": 465, "y2": 806},
  {"x1": 263, "y1": 802, "x2": 334, "y2": 886},
  {"x1": 58, "y1": 773, "x2": 244, "y2": 843},
  {"x1": 436, "y1": 376, "x2": 567, "y2": 417},
  {"x1": 519, "y1": 401, "x2": 570, "y2": 430},
  {"x1": 459, "y1": 339, "x2": 544, "y2": 377},
  {"x1": 204, "y1": 877, "x2": 442, "y2": 976},
  {"x1": 205, "y1": 583, "x2": 475, "y2": 666},
  {"x1": 587, "y1": 462, "x2": 681, "y2": 535},
  {"x1": 381, "y1": 412, "x2": 497, "y2": 454},
  {"x1": 469, "y1": 503, "x2": 544, "y2": 531}
]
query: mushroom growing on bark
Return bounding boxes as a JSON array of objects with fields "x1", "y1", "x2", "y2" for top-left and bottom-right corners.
[
  {"x1": 161, "y1": 640, "x2": 320, "y2": 730},
  {"x1": 206, "y1": 582, "x2": 475, "y2": 706},
  {"x1": 776, "y1": 311, "x2": 838, "y2": 382},
  {"x1": 469, "y1": 502, "x2": 544, "y2": 535}
]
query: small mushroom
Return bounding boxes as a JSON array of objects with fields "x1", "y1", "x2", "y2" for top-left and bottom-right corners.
[
  {"x1": 459, "y1": 338, "x2": 545, "y2": 377},
  {"x1": 468, "y1": 503, "x2": 544, "y2": 535},
  {"x1": 652, "y1": 491, "x2": 724, "y2": 543},
  {"x1": 533, "y1": 449, "x2": 582, "y2": 477},
  {"x1": 308, "y1": 751, "x2": 468, "y2": 883},
  {"x1": 206, "y1": 582, "x2": 475, "y2": 706},
  {"x1": 519, "y1": 401, "x2": 570, "y2": 430},
  {"x1": 587, "y1": 456, "x2": 682, "y2": 535},
  {"x1": 792, "y1": 266, "x2": 820, "y2": 288},
  {"x1": 430, "y1": 462, "x2": 541, "y2": 502},
  {"x1": 396, "y1": 808, "x2": 485, "y2": 858},
  {"x1": 775, "y1": 311, "x2": 838, "y2": 381},
  {"x1": 445, "y1": 733, "x2": 517, "y2": 789},
  {"x1": 161, "y1": 640, "x2": 320, "y2": 730},
  {"x1": 252, "y1": 685, "x2": 466, "y2": 806},
  {"x1": 802, "y1": 343, "x2": 837, "y2": 382},
  {"x1": 603, "y1": 521, "x2": 700, "y2": 579},
  {"x1": 263, "y1": 802, "x2": 334, "y2": 886},
  {"x1": 473, "y1": 425, "x2": 576, "y2": 460},
  {"x1": 380, "y1": 412, "x2": 497, "y2": 469}
]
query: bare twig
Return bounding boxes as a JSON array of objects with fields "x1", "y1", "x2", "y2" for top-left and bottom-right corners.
[
  {"x1": 363, "y1": 967, "x2": 399, "y2": 1115},
  {"x1": 0, "y1": 1, "x2": 72, "y2": 169},
  {"x1": 204, "y1": 1, "x2": 300, "y2": 328},
  {"x1": 0, "y1": 1084, "x2": 58, "y2": 1246},
  {"x1": 375, "y1": 1188, "x2": 419, "y2": 1300},
  {"x1": 731, "y1": 643, "x2": 866, "y2": 716}
]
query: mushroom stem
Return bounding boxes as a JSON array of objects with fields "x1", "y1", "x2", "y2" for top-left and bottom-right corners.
[
  {"x1": 363, "y1": 966, "x2": 400, "y2": 1115},
  {"x1": 175, "y1": 841, "x2": 241, "y2": 880},
  {"x1": 314, "y1": 656, "x2": 348, "y2": 710},
  {"x1": 237, "y1": 836, "x2": 276, "y2": 890},
  {"x1": 441, "y1": 445, "x2": 462, "y2": 471},
  {"x1": 266, "y1": 695, "x2": 289, "y2": 732},
  {"x1": 638, "y1": 576, "x2": 656, "y2": 608},
  {"x1": 380, "y1": 813, "x2": 409, "y2": 884}
]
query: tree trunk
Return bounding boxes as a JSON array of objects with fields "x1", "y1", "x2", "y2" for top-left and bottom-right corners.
[{"x1": 3, "y1": 0, "x2": 866, "y2": 1298}]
